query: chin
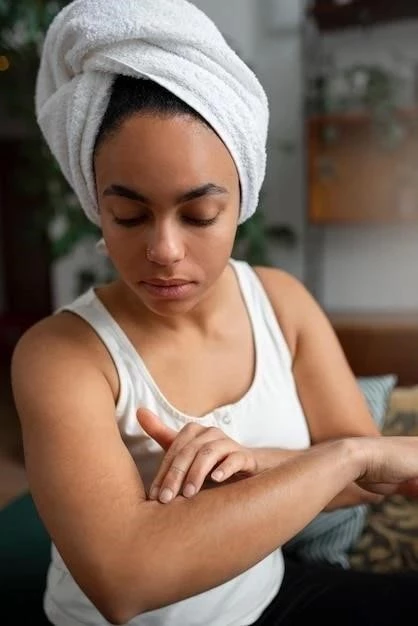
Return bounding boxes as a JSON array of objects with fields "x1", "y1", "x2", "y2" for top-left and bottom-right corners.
[{"x1": 143, "y1": 297, "x2": 202, "y2": 317}]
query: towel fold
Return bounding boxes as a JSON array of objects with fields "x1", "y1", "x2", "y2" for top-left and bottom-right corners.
[{"x1": 35, "y1": 0, "x2": 269, "y2": 226}]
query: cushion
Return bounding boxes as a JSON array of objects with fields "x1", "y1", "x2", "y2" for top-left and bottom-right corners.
[
  {"x1": 349, "y1": 395, "x2": 418, "y2": 573},
  {"x1": 0, "y1": 491, "x2": 52, "y2": 624},
  {"x1": 283, "y1": 374, "x2": 398, "y2": 568}
]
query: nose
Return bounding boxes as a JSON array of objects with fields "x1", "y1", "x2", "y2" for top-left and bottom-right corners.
[{"x1": 145, "y1": 222, "x2": 185, "y2": 266}]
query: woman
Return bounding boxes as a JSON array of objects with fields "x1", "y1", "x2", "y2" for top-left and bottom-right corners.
[{"x1": 11, "y1": 1, "x2": 418, "y2": 625}]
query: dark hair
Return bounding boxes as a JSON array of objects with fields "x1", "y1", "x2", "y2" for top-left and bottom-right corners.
[{"x1": 93, "y1": 75, "x2": 211, "y2": 155}]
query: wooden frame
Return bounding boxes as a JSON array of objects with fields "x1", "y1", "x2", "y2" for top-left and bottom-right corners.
[{"x1": 330, "y1": 312, "x2": 418, "y2": 386}]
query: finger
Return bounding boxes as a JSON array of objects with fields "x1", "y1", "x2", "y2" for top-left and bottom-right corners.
[
  {"x1": 137, "y1": 408, "x2": 177, "y2": 450},
  {"x1": 180, "y1": 431, "x2": 256, "y2": 496},
  {"x1": 180, "y1": 439, "x2": 236, "y2": 497},
  {"x1": 149, "y1": 422, "x2": 208, "y2": 500},
  {"x1": 357, "y1": 481, "x2": 400, "y2": 496},
  {"x1": 155, "y1": 427, "x2": 227, "y2": 502},
  {"x1": 210, "y1": 450, "x2": 255, "y2": 483}
]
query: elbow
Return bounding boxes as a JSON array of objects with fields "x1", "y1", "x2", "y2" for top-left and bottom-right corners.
[
  {"x1": 93, "y1": 578, "x2": 149, "y2": 626},
  {"x1": 82, "y1": 564, "x2": 147, "y2": 625},
  {"x1": 97, "y1": 567, "x2": 171, "y2": 622},
  {"x1": 83, "y1": 529, "x2": 167, "y2": 621},
  {"x1": 100, "y1": 608, "x2": 139, "y2": 626},
  {"x1": 96, "y1": 593, "x2": 146, "y2": 625}
]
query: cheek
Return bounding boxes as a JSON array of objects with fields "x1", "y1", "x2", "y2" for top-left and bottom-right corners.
[
  {"x1": 188, "y1": 227, "x2": 235, "y2": 259},
  {"x1": 101, "y1": 225, "x2": 146, "y2": 270}
]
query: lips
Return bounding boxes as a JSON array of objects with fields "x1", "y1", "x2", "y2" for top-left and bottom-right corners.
[
  {"x1": 140, "y1": 279, "x2": 196, "y2": 300},
  {"x1": 143, "y1": 278, "x2": 192, "y2": 287}
]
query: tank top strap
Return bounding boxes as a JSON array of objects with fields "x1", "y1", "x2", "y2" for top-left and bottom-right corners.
[
  {"x1": 55, "y1": 288, "x2": 126, "y2": 364},
  {"x1": 229, "y1": 259, "x2": 292, "y2": 369}
]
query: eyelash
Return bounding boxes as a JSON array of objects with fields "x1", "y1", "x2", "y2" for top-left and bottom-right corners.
[{"x1": 113, "y1": 215, "x2": 218, "y2": 228}]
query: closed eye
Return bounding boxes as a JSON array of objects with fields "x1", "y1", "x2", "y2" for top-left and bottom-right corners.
[
  {"x1": 183, "y1": 215, "x2": 218, "y2": 227},
  {"x1": 113, "y1": 216, "x2": 146, "y2": 228},
  {"x1": 113, "y1": 215, "x2": 219, "y2": 228}
]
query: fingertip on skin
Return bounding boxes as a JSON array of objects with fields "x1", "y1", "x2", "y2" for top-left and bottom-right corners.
[
  {"x1": 149, "y1": 486, "x2": 159, "y2": 500},
  {"x1": 159, "y1": 488, "x2": 173, "y2": 503},
  {"x1": 211, "y1": 469, "x2": 224, "y2": 482},
  {"x1": 183, "y1": 483, "x2": 196, "y2": 498}
]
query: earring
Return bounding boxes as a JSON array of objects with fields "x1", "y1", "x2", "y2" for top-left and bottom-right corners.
[{"x1": 96, "y1": 237, "x2": 108, "y2": 256}]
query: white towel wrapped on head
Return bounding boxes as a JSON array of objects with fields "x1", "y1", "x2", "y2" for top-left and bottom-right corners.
[{"x1": 35, "y1": 0, "x2": 269, "y2": 227}]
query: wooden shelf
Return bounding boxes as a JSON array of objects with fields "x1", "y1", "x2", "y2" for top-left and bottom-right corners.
[
  {"x1": 307, "y1": 110, "x2": 418, "y2": 224},
  {"x1": 329, "y1": 311, "x2": 418, "y2": 329},
  {"x1": 308, "y1": 0, "x2": 418, "y2": 32},
  {"x1": 309, "y1": 107, "x2": 418, "y2": 125}
]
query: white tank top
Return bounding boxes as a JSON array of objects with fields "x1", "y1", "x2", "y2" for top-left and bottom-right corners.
[{"x1": 44, "y1": 259, "x2": 311, "y2": 626}]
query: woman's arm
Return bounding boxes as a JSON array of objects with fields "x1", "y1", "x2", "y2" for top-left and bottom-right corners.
[
  {"x1": 255, "y1": 267, "x2": 386, "y2": 510},
  {"x1": 12, "y1": 316, "x2": 366, "y2": 624},
  {"x1": 254, "y1": 448, "x2": 385, "y2": 509}
]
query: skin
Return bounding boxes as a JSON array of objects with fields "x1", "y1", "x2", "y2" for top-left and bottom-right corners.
[
  {"x1": 95, "y1": 114, "x2": 240, "y2": 323},
  {"x1": 11, "y1": 111, "x2": 418, "y2": 624}
]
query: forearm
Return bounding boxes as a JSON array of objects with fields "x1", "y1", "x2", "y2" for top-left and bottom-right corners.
[
  {"x1": 254, "y1": 447, "x2": 383, "y2": 511},
  {"x1": 118, "y1": 439, "x2": 361, "y2": 620},
  {"x1": 324, "y1": 481, "x2": 384, "y2": 510}
]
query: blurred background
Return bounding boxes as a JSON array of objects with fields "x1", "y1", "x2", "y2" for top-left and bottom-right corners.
[{"x1": 1, "y1": 0, "x2": 418, "y2": 506}]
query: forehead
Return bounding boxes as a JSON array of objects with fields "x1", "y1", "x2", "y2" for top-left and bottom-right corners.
[{"x1": 94, "y1": 113, "x2": 239, "y2": 187}]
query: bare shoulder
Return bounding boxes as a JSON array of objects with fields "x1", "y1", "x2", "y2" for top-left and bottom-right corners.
[
  {"x1": 253, "y1": 265, "x2": 319, "y2": 359},
  {"x1": 14, "y1": 310, "x2": 101, "y2": 356},
  {"x1": 11, "y1": 310, "x2": 119, "y2": 415},
  {"x1": 253, "y1": 265, "x2": 310, "y2": 303}
]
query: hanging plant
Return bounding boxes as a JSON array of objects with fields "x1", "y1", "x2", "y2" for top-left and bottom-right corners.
[{"x1": 234, "y1": 191, "x2": 298, "y2": 266}]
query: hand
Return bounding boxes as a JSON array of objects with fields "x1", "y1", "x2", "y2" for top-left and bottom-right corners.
[
  {"x1": 137, "y1": 408, "x2": 258, "y2": 503},
  {"x1": 355, "y1": 436, "x2": 418, "y2": 496},
  {"x1": 395, "y1": 478, "x2": 418, "y2": 499}
]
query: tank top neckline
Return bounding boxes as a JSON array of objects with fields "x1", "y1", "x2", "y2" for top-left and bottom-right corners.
[{"x1": 89, "y1": 259, "x2": 261, "y2": 423}]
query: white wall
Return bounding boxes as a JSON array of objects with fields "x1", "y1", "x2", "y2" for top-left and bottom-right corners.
[
  {"x1": 255, "y1": 1, "x2": 306, "y2": 280},
  {"x1": 310, "y1": 20, "x2": 418, "y2": 311},
  {"x1": 322, "y1": 224, "x2": 418, "y2": 311},
  {"x1": 192, "y1": 0, "x2": 257, "y2": 61},
  {"x1": 52, "y1": 239, "x2": 110, "y2": 310}
]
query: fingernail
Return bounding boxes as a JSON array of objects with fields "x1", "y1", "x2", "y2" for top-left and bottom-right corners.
[
  {"x1": 159, "y1": 488, "x2": 173, "y2": 503},
  {"x1": 149, "y1": 486, "x2": 159, "y2": 500},
  {"x1": 183, "y1": 483, "x2": 196, "y2": 498},
  {"x1": 211, "y1": 469, "x2": 224, "y2": 481}
]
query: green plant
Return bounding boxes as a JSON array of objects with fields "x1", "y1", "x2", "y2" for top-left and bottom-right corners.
[
  {"x1": 308, "y1": 63, "x2": 408, "y2": 149},
  {"x1": 233, "y1": 197, "x2": 297, "y2": 266},
  {"x1": 0, "y1": 0, "x2": 113, "y2": 292}
]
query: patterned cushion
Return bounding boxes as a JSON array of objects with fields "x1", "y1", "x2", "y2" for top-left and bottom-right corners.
[{"x1": 283, "y1": 374, "x2": 398, "y2": 568}]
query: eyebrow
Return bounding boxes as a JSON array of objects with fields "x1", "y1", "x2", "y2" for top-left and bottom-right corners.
[{"x1": 102, "y1": 182, "x2": 228, "y2": 204}]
